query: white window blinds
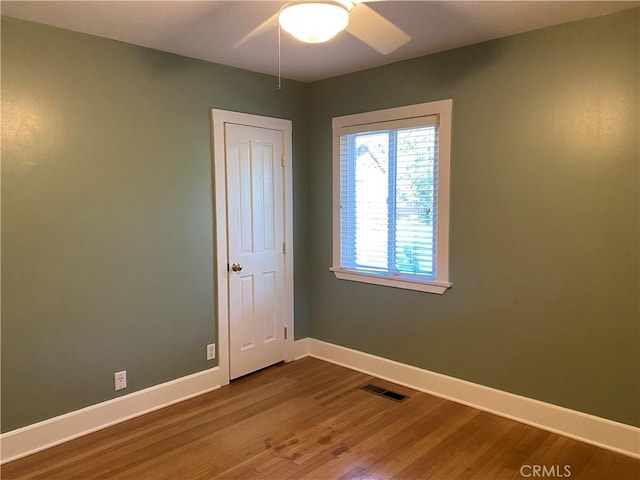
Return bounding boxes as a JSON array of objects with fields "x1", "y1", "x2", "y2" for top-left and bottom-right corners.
[
  {"x1": 338, "y1": 115, "x2": 439, "y2": 279},
  {"x1": 332, "y1": 100, "x2": 452, "y2": 294}
]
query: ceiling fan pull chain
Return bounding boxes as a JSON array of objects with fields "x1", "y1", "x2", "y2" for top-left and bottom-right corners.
[{"x1": 278, "y1": 22, "x2": 282, "y2": 91}]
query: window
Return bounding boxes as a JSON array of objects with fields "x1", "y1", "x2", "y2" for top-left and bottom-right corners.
[{"x1": 331, "y1": 100, "x2": 452, "y2": 294}]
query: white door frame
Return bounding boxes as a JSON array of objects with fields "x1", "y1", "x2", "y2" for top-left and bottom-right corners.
[{"x1": 211, "y1": 109, "x2": 294, "y2": 385}]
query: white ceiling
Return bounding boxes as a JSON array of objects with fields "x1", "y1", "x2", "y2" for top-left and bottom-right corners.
[{"x1": 1, "y1": 1, "x2": 637, "y2": 82}]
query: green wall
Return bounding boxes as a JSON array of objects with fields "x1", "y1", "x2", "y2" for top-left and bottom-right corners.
[
  {"x1": 2, "y1": 8, "x2": 639, "y2": 433},
  {"x1": 307, "y1": 8, "x2": 639, "y2": 427},
  {"x1": 1, "y1": 17, "x2": 309, "y2": 432}
]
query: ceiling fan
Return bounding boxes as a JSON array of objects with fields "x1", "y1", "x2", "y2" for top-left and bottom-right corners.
[{"x1": 236, "y1": 0, "x2": 411, "y2": 55}]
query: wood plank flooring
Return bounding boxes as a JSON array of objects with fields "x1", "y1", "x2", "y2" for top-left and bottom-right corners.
[{"x1": 2, "y1": 358, "x2": 638, "y2": 479}]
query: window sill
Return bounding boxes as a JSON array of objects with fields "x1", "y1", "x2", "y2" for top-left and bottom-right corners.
[{"x1": 330, "y1": 268, "x2": 452, "y2": 294}]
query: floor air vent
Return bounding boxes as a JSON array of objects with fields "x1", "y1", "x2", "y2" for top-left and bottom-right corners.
[{"x1": 361, "y1": 384, "x2": 408, "y2": 402}]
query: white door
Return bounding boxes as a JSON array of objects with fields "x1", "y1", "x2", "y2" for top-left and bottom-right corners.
[{"x1": 225, "y1": 123, "x2": 286, "y2": 379}]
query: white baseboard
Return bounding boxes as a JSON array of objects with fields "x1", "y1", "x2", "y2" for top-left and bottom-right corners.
[
  {"x1": 306, "y1": 338, "x2": 640, "y2": 459},
  {"x1": 3, "y1": 339, "x2": 638, "y2": 464},
  {"x1": 290, "y1": 338, "x2": 311, "y2": 361},
  {"x1": 0, "y1": 367, "x2": 222, "y2": 464}
]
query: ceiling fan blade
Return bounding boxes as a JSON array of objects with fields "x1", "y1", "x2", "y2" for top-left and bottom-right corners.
[
  {"x1": 233, "y1": 11, "x2": 279, "y2": 49},
  {"x1": 346, "y1": 2, "x2": 410, "y2": 55}
]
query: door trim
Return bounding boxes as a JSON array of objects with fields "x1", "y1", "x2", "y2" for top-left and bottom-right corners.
[{"x1": 211, "y1": 109, "x2": 294, "y2": 385}]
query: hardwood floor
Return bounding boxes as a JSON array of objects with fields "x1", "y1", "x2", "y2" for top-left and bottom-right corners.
[{"x1": 2, "y1": 358, "x2": 638, "y2": 479}]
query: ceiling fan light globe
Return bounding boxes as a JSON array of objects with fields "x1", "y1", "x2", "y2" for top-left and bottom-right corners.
[{"x1": 279, "y1": 2, "x2": 349, "y2": 44}]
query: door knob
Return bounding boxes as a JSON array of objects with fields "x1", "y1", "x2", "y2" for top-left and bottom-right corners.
[{"x1": 231, "y1": 263, "x2": 243, "y2": 272}]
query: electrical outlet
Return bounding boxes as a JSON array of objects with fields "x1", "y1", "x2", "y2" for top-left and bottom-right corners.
[
  {"x1": 207, "y1": 343, "x2": 216, "y2": 360},
  {"x1": 114, "y1": 370, "x2": 127, "y2": 391}
]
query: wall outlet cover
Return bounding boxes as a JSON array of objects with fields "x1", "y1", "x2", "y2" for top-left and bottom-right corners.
[
  {"x1": 114, "y1": 370, "x2": 127, "y2": 391},
  {"x1": 207, "y1": 343, "x2": 216, "y2": 360}
]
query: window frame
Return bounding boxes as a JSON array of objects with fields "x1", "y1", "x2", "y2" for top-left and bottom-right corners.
[{"x1": 331, "y1": 100, "x2": 453, "y2": 294}]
